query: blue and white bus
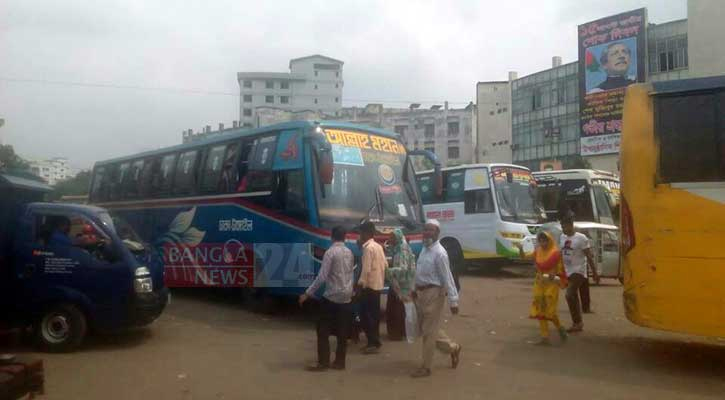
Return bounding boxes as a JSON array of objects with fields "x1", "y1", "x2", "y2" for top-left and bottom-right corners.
[{"x1": 89, "y1": 121, "x2": 438, "y2": 299}]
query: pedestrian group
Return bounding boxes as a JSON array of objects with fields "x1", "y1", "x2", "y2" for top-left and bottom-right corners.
[{"x1": 300, "y1": 213, "x2": 595, "y2": 377}]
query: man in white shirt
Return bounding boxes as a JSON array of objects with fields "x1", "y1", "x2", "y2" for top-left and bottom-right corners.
[
  {"x1": 560, "y1": 217, "x2": 598, "y2": 332},
  {"x1": 410, "y1": 219, "x2": 461, "y2": 378}
]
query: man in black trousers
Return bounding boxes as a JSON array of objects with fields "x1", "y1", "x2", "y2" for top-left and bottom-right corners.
[{"x1": 299, "y1": 226, "x2": 355, "y2": 371}]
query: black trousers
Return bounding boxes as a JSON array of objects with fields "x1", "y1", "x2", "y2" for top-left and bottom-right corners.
[
  {"x1": 316, "y1": 298, "x2": 353, "y2": 366},
  {"x1": 566, "y1": 273, "x2": 587, "y2": 325},
  {"x1": 359, "y1": 288, "x2": 382, "y2": 347},
  {"x1": 580, "y1": 277, "x2": 591, "y2": 313}
]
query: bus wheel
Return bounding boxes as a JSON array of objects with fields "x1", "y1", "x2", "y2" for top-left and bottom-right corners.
[
  {"x1": 441, "y1": 238, "x2": 465, "y2": 276},
  {"x1": 35, "y1": 303, "x2": 88, "y2": 353}
]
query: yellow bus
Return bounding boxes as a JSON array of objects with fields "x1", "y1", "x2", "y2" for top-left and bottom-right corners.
[{"x1": 620, "y1": 76, "x2": 725, "y2": 337}]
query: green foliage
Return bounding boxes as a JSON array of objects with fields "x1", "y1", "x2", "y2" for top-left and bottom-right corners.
[
  {"x1": 0, "y1": 144, "x2": 30, "y2": 171},
  {"x1": 49, "y1": 170, "x2": 91, "y2": 201},
  {"x1": 562, "y1": 155, "x2": 592, "y2": 170}
]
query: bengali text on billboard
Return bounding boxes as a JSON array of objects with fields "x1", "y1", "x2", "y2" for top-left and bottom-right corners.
[{"x1": 578, "y1": 8, "x2": 647, "y2": 156}]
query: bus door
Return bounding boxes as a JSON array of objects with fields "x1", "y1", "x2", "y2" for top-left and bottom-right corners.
[{"x1": 460, "y1": 167, "x2": 497, "y2": 258}]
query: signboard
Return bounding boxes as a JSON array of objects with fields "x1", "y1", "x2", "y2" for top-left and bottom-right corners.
[{"x1": 578, "y1": 8, "x2": 647, "y2": 156}]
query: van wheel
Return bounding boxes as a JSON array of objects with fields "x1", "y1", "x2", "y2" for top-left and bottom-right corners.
[{"x1": 35, "y1": 303, "x2": 88, "y2": 353}]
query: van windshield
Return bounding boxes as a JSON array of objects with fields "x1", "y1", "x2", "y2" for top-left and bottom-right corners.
[{"x1": 99, "y1": 212, "x2": 145, "y2": 247}]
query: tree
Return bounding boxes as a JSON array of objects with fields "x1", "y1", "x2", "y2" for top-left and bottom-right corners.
[
  {"x1": 562, "y1": 155, "x2": 592, "y2": 170},
  {"x1": 0, "y1": 144, "x2": 30, "y2": 172},
  {"x1": 50, "y1": 170, "x2": 91, "y2": 201}
]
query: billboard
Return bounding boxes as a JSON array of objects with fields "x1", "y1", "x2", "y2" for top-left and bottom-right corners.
[{"x1": 578, "y1": 8, "x2": 647, "y2": 156}]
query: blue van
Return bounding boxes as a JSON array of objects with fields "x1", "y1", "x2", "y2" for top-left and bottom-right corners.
[{"x1": 0, "y1": 173, "x2": 168, "y2": 352}]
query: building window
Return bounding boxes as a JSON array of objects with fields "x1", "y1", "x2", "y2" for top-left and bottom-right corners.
[
  {"x1": 280, "y1": 96, "x2": 289, "y2": 104},
  {"x1": 424, "y1": 124, "x2": 435, "y2": 138},
  {"x1": 265, "y1": 95, "x2": 274, "y2": 103},
  {"x1": 336, "y1": 72, "x2": 339, "y2": 77},
  {"x1": 314, "y1": 98, "x2": 318, "y2": 104},
  {"x1": 243, "y1": 108, "x2": 252, "y2": 117},
  {"x1": 314, "y1": 84, "x2": 318, "y2": 90},
  {"x1": 448, "y1": 146, "x2": 460, "y2": 159},
  {"x1": 314, "y1": 71, "x2": 318, "y2": 77},
  {"x1": 243, "y1": 94, "x2": 252, "y2": 102},
  {"x1": 281, "y1": 81, "x2": 289, "y2": 89},
  {"x1": 447, "y1": 122, "x2": 459, "y2": 136},
  {"x1": 394, "y1": 125, "x2": 408, "y2": 136},
  {"x1": 653, "y1": 35, "x2": 688, "y2": 73},
  {"x1": 242, "y1": 123, "x2": 253, "y2": 128},
  {"x1": 335, "y1": 97, "x2": 339, "y2": 103},
  {"x1": 265, "y1": 80, "x2": 274, "y2": 89},
  {"x1": 243, "y1": 80, "x2": 252, "y2": 88},
  {"x1": 335, "y1": 83, "x2": 339, "y2": 88}
]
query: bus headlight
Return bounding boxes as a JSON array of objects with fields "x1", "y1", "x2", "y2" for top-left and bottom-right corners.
[{"x1": 134, "y1": 266, "x2": 153, "y2": 293}]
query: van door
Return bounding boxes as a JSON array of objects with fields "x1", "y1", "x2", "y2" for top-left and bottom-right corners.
[{"x1": 18, "y1": 211, "x2": 132, "y2": 330}]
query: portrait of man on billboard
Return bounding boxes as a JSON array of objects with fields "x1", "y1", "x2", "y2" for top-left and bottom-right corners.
[{"x1": 585, "y1": 38, "x2": 638, "y2": 94}]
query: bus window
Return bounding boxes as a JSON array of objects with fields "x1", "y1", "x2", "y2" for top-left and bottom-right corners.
[
  {"x1": 280, "y1": 169, "x2": 307, "y2": 221},
  {"x1": 156, "y1": 154, "x2": 177, "y2": 194},
  {"x1": 444, "y1": 171, "x2": 465, "y2": 203},
  {"x1": 592, "y1": 185, "x2": 614, "y2": 225},
  {"x1": 139, "y1": 157, "x2": 160, "y2": 197},
  {"x1": 416, "y1": 173, "x2": 436, "y2": 203},
  {"x1": 656, "y1": 92, "x2": 725, "y2": 182},
  {"x1": 125, "y1": 160, "x2": 144, "y2": 198},
  {"x1": 464, "y1": 189, "x2": 494, "y2": 214},
  {"x1": 238, "y1": 136, "x2": 276, "y2": 193},
  {"x1": 110, "y1": 163, "x2": 129, "y2": 200},
  {"x1": 217, "y1": 143, "x2": 240, "y2": 193},
  {"x1": 200, "y1": 145, "x2": 227, "y2": 193},
  {"x1": 90, "y1": 166, "x2": 106, "y2": 202},
  {"x1": 173, "y1": 150, "x2": 199, "y2": 195}
]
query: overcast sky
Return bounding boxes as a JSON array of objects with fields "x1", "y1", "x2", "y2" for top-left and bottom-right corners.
[{"x1": 0, "y1": 0, "x2": 686, "y2": 170}]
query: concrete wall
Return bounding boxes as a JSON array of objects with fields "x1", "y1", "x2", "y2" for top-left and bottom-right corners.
[
  {"x1": 687, "y1": 0, "x2": 725, "y2": 78},
  {"x1": 586, "y1": 154, "x2": 618, "y2": 174},
  {"x1": 476, "y1": 81, "x2": 512, "y2": 164}
]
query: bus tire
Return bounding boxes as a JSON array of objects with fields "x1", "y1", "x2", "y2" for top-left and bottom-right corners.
[
  {"x1": 441, "y1": 238, "x2": 465, "y2": 277},
  {"x1": 34, "y1": 303, "x2": 88, "y2": 353}
]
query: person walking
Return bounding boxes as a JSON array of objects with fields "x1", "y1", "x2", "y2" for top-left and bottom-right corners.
[
  {"x1": 517, "y1": 231, "x2": 568, "y2": 345},
  {"x1": 560, "y1": 216, "x2": 598, "y2": 333},
  {"x1": 410, "y1": 219, "x2": 461, "y2": 378},
  {"x1": 357, "y1": 220, "x2": 387, "y2": 354},
  {"x1": 385, "y1": 228, "x2": 416, "y2": 341},
  {"x1": 299, "y1": 226, "x2": 355, "y2": 371}
]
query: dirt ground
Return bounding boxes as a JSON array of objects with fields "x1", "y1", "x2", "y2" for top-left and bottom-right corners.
[{"x1": 7, "y1": 265, "x2": 725, "y2": 400}]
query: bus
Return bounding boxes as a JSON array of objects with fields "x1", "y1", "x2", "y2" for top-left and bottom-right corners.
[
  {"x1": 416, "y1": 164, "x2": 542, "y2": 270},
  {"x1": 533, "y1": 169, "x2": 620, "y2": 282},
  {"x1": 88, "y1": 121, "x2": 439, "y2": 301},
  {"x1": 532, "y1": 169, "x2": 619, "y2": 226},
  {"x1": 620, "y1": 76, "x2": 725, "y2": 337}
]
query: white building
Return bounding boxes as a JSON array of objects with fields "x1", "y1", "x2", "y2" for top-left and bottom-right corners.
[
  {"x1": 29, "y1": 157, "x2": 71, "y2": 185},
  {"x1": 476, "y1": 74, "x2": 516, "y2": 164},
  {"x1": 688, "y1": 0, "x2": 725, "y2": 79},
  {"x1": 237, "y1": 55, "x2": 344, "y2": 128}
]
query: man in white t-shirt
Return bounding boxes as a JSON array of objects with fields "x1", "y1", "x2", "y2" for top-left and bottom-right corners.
[{"x1": 560, "y1": 217, "x2": 598, "y2": 332}]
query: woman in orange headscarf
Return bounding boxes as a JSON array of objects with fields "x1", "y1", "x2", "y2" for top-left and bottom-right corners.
[{"x1": 518, "y1": 231, "x2": 568, "y2": 345}]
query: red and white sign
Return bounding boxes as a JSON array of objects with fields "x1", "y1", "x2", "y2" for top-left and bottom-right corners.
[
  {"x1": 162, "y1": 241, "x2": 255, "y2": 287},
  {"x1": 426, "y1": 209, "x2": 455, "y2": 221}
]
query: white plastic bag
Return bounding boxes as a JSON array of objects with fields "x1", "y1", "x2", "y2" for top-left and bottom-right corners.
[{"x1": 404, "y1": 301, "x2": 418, "y2": 344}]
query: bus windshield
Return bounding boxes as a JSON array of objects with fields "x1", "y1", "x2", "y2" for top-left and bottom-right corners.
[
  {"x1": 317, "y1": 130, "x2": 421, "y2": 231},
  {"x1": 491, "y1": 167, "x2": 541, "y2": 224}
]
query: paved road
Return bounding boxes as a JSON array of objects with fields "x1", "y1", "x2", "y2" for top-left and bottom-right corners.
[{"x1": 9, "y1": 265, "x2": 725, "y2": 400}]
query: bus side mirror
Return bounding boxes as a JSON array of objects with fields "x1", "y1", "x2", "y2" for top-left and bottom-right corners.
[{"x1": 318, "y1": 148, "x2": 333, "y2": 185}]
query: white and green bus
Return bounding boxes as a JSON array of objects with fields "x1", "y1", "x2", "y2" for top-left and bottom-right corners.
[{"x1": 416, "y1": 164, "x2": 544, "y2": 270}]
